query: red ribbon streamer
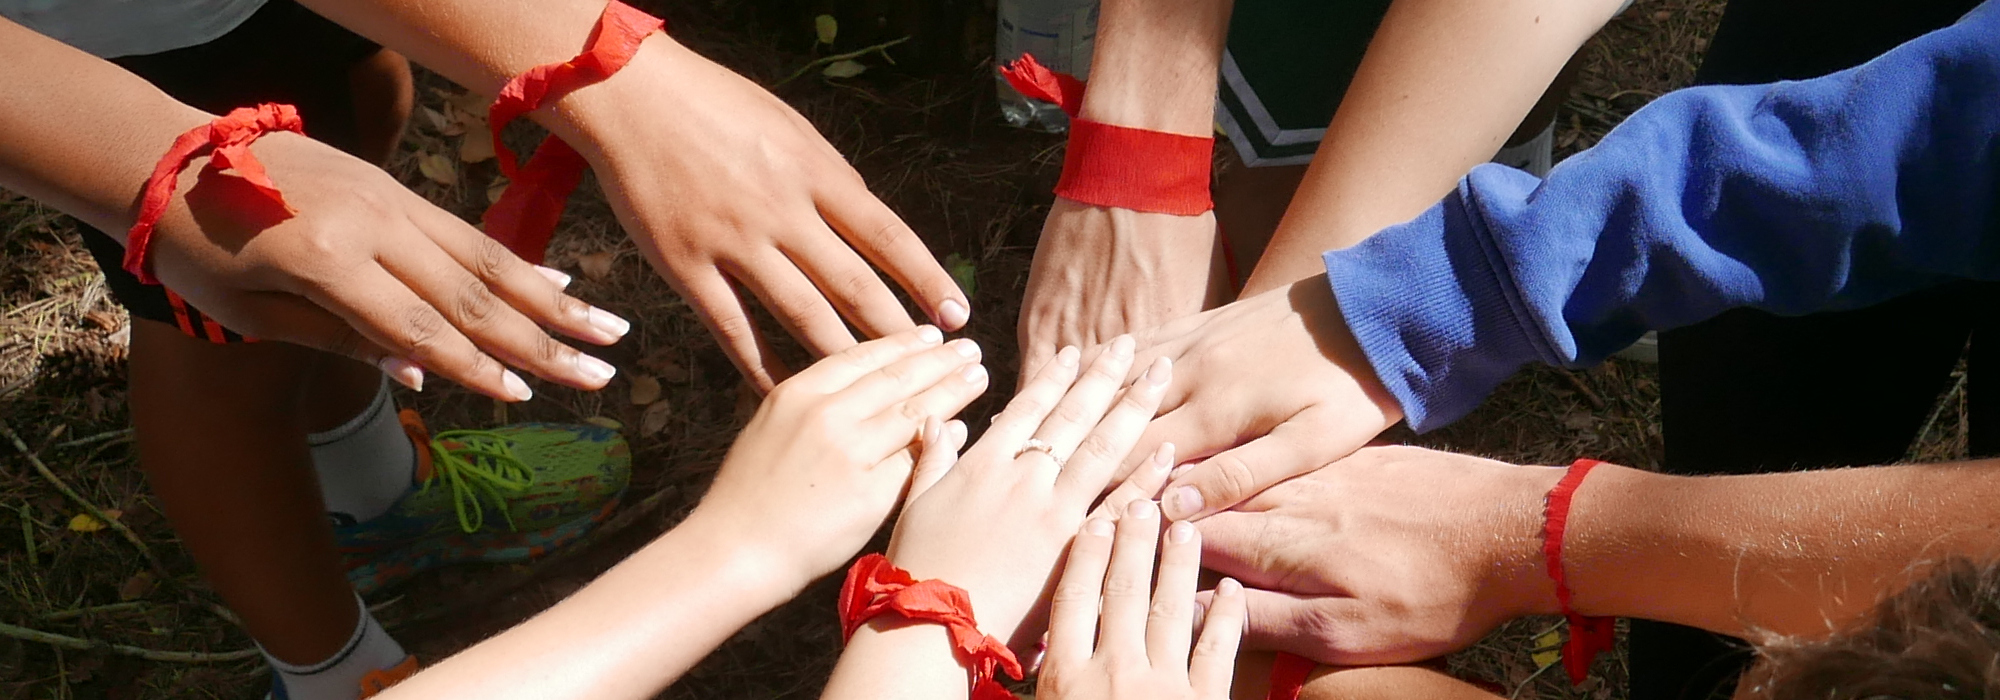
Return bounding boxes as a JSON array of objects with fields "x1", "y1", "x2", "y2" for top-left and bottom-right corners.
[
  {"x1": 125, "y1": 103, "x2": 305, "y2": 285},
  {"x1": 482, "y1": 0, "x2": 664, "y2": 263},
  {"x1": 1545, "y1": 459, "x2": 1616, "y2": 686},
  {"x1": 998, "y1": 54, "x2": 1214, "y2": 216},
  {"x1": 838, "y1": 554, "x2": 1024, "y2": 700}
]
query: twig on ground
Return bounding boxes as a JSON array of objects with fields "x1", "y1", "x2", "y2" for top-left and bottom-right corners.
[
  {"x1": 2, "y1": 422, "x2": 166, "y2": 575},
  {"x1": 52, "y1": 428, "x2": 132, "y2": 450},
  {"x1": 0, "y1": 620, "x2": 259, "y2": 663},
  {"x1": 18, "y1": 503, "x2": 37, "y2": 568},
  {"x1": 1914, "y1": 370, "x2": 1967, "y2": 455},
  {"x1": 42, "y1": 601, "x2": 145, "y2": 622},
  {"x1": 1556, "y1": 370, "x2": 1607, "y2": 411},
  {"x1": 775, "y1": 37, "x2": 911, "y2": 87}
]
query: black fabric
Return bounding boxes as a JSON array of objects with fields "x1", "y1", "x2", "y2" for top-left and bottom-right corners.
[
  {"x1": 1635, "y1": 1, "x2": 1992, "y2": 698},
  {"x1": 76, "y1": 0, "x2": 381, "y2": 335}
]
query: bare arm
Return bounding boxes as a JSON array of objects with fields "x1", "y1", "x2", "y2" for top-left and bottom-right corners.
[{"x1": 1239, "y1": 0, "x2": 1626, "y2": 294}]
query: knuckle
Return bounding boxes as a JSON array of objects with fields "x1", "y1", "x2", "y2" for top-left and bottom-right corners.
[
  {"x1": 1051, "y1": 398, "x2": 1093, "y2": 426},
  {"x1": 1050, "y1": 581, "x2": 1100, "y2": 607},
  {"x1": 1073, "y1": 433, "x2": 1119, "y2": 466},
  {"x1": 453, "y1": 280, "x2": 501, "y2": 330},
  {"x1": 1208, "y1": 456, "x2": 1261, "y2": 503},
  {"x1": 1150, "y1": 596, "x2": 1189, "y2": 621},
  {"x1": 531, "y1": 332, "x2": 568, "y2": 365},
  {"x1": 472, "y1": 236, "x2": 512, "y2": 281},
  {"x1": 1100, "y1": 573, "x2": 1147, "y2": 599},
  {"x1": 399, "y1": 306, "x2": 446, "y2": 356},
  {"x1": 324, "y1": 327, "x2": 371, "y2": 362}
]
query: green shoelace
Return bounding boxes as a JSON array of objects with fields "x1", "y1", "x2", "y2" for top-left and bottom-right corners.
[{"x1": 422, "y1": 429, "x2": 533, "y2": 533}]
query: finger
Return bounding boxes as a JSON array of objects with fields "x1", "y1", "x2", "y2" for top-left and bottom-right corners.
[
  {"x1": 1016, "y1": 340, "x2": 1056, "y2": 393},
  {"x1": 788, "y1": 324, "x2": 945, "y2": 390},
  {"x1": 411, "y1": 207, "x2": 630, "y2": 346},
  {"x1": 1148, "y1": 519, "x2": 1202, "y2": 669},
  {"x1": 726, "y1": 250, "x2": 859, "y2": 357},
  {"x1": 860, "y1": 359, "x2": 989, "y2": 460},
  {"x1": 1055, "y1": 356, "x2": 1173, "y2": 504},
  {"x1": 301, "y1": 265, "x2": 533, "y2": 401},
  {"x1": 1048, "y1": 516, "x2": 1115, "y2": 663},
  {"x1": 1027, "y1": 335, "x2": 1137, "y2": 461},
  {"x1": 1233, "y1": 588, "x2": 1370, "y2": 664},
  {"x1": 1189, "y1": 579, "x2": 1248, "y2": 697},
  {"x1": 680, "y1": 268, "x2": 789, "y2": 391},
  {"x1": 200, "y1": 290, "x2": 421, "y2": 387},
  {"x1": 817, "y1": 187, "x2": 970, "y2": 330},
  {"x1": 1161, "y1": 409, "x2": 1346, "y2": 521},
  {"x1": 1097, "y1": 499, "x2": 1162, "y2": 660},
  {"x1": 783, "y1": 232, "x2": 918, "y2": 339},
  {"x1": 378, "y1": 240, "x2": 617, "y2": 391},
  {"x1": 843, "y1": 337, "x2": 982, "y2": 416},
  {"x1": 906, "y1": 418, "x2": 967, "y2": 507},
  {"x1": 1120, "y1": 400, "x2": 1243, "y2": 488},
  {"x1": 968, "y1": 345, "x2": 1082, "y2": 460},
  {"x1": 1088, "y1": 441, "x2": 1176, "y2": 521}
]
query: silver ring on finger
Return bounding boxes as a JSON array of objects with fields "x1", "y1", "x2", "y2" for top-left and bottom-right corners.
[{"x1": 1016, "y1": 438, "x2": 1067, "y2": 470}]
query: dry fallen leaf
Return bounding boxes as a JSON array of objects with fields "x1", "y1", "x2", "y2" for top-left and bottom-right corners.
[
  {"x1": 584, "y1": 416, "x2": 624, "y2": 431},
  {"x1": 417, "y1": 153, "x2": 458, "y2": 186},
  {"x1": 822, "y1": 59, "x2": 867, "y2": 79},
  {"x1": 629, "y1": 374, "x2": 663, "y2": 405},
  {"x1": 68, "y1": 510, "x2": 121, "y2": 533},
  {"x1": 460, "y1": 132, "x2": 496, "y2": 163},
  {"x1": 420, "y1": 106, "x2": 451, "y2": 134},
  {"x1": 640, "y1": 401, "x2": 673, "y2": 437},
  {"x1": 577, "y1": 251, "x2": 616, "y2": 280},
  {"x1": 487, "y1": 177, "x2": 510, "y2": 205},
  {"x1": 119, "y1": 571, "x2": 156, "y2": 601},
  {"x1": 814, "y1": 14, "x2": 839, "y2": 45},
  {"x1": 639, "y1": 349, "x2": 691, "y2": 383}
]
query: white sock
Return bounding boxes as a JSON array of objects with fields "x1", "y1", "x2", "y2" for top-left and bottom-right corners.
[
  {"x1": 1493, "y1": 121, "x2": 1556, "y2": 178},
  {"x1": 308, "y1": 378, "x2": 417, "y2": 524},
  {"x1": 264, "y1": 597, "x2": 410, "y2": 700}
]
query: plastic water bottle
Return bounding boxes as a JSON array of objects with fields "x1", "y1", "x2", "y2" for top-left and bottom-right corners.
[{"x1": 994, "y1": 0, "x2": 1099, "y2": 132}]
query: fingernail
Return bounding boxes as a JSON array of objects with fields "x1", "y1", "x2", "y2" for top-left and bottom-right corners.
[
  {"x1": 577, "y1": 354, "x2": 617, "y2": 382},
  {"x1": 1112, "y1": 335, "x2": 1135, "y2": 357},
  {"x1": 1168, "y1": 520, "x2": 1195, "y2": 543},
  {"x1": 1085, "y1": 518, "x2": 1114, "y2": 536},
  {"x1": 923, "y1": 416, "x2": 941, "y2": 444},
  {"x1": 916, "y1": 325, "x2": 943, "y2": 344},
  {"x1": 1057, "y1": 346, "x2": 1079, "y2": 367},
  {"x1": 588, "y1": 307, "x2": 631, "y2": 338},
  {"x1": 1145, "y1": 357, "x2": 1173, "y2": 388},
  {"x1": 501, "y1": 370, "x2": 533, "y2": 401},
  {"x1": 949, "y1": 338, "x2": 980, "y2": 358},
  {"x1": 1166, "y1": 486, "x2": 1203, "y2": 520},
  {"x1": 961, "y1": 364, "x2": 988, "y2": 383},
  {"x1": 1218, "y1": 578, "x2": 1243, "y2": 596},
  {"x1": 1170, "y1": 463, "x2": 1193, "y2": 479},
  {"x1": 948, "y1": 420, "x2": 968, "y2": 445},
  {"x1": 534, "y1": 265, "x2": 573, "y2": 289},
  {"x1": 379, "y1": 358, "x2": 424, "y2": 392},
  {"x1": 1127, "y1": 498, "x2": 1158, "y2": 520},
  {"x1": 938, "y1": 300, "x2": 970, "y2": 329},
  {"x1": 1153, "y1": 443, "x2": 1176, "y2": 472}
]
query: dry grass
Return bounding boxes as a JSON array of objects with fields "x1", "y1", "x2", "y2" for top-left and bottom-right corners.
[{"x1": 5, "y1": 0, "x2": 1960, "y2": 698}]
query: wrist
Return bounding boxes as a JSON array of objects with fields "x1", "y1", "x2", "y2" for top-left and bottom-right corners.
[
  {"x1": 674, "y1": 507, "x2": 816, "y2": 604},
  {"x1": 1559, "y1": 464, "x2": 1675, "y2": 619},
  {"x1": 535, "y1": 30, "x2": 688, "y2": 156}
]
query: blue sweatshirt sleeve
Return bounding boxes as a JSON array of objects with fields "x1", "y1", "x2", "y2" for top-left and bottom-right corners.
[{"x1": 1325, "y1": 0, "x2": 2000, "y2": 432}]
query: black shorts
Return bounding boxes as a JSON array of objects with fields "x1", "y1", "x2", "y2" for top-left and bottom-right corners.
[{"x1": 75, "y1": 0, "x2": 384, "y2": 343}]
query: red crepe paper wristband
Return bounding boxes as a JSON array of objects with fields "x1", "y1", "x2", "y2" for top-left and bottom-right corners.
[
  {"x1": 999, "y1": 54, "x2": 1214, "y2": 216},
  {"x1": 483, "y1": 0, "x2": 665, "y2": 263},
  {"x1": 839, "y1": 554, "x2": 1024, "y2": 700},
  {"x1": 1263, "y1": 651, "x2": 1317, "y2": 700},
  {"x1": 1545, "y1": 459, "x2": 1615, "y2": 686},
  {"x1": 125, "y1": 103, "x2": 305, "y2": 285}
]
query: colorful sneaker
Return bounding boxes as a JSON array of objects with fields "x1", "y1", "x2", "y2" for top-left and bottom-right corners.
[
  {"x1": 267, "y1": 655, "x2": 420, "y2": 700},
  {"x1": 336, "y1": 410, "x2": 630, "y2": 595}
]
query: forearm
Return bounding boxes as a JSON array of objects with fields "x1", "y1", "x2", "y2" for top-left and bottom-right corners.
[
  {"x1": 377, "y1": 514, "x2": 798, "y2": 700},
  {"x1": 821, "y1": 619, "x2": 970, "y2": 700},
  {"x1": 1565, "y1": 462, "x2": 2000, "y2": 639},
  {"x1": 1241, "y1": 0, "x2": 1621, "y2": 294},
  {"x1": 1077, "y1": 0, "x2": 1231, "y2": 135},
  {"x1": 0, "y1": 18, "x2": 211, "y2": 237}
]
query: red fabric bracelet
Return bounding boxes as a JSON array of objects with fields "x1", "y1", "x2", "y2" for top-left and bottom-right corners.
[
  {"x1": 1545, "y1": 458, "x2": 1615, "y2": 686},
  {"x1": 999, "y1": 54, "x2": 1214, "y2": 216},
  {"x1": 125, "y1": 103, "x2": 305, "y2": 285},
  {"x1": 1264, "y1": 651, "x2": 1317, "y2": 700},
  {"x1": 838, "y1": 554, "x2": 1024, "y2": 700},
  {"x1": 482, "y1": 0, "x2": 664, "y2": 263}
]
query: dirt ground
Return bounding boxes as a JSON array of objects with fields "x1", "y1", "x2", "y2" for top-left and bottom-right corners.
[{"x1": 0, "y1": 0, "x2": 1974, "y2": 698}]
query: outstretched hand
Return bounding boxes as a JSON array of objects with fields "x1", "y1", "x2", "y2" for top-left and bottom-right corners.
[
  {"x1": 567, "y1": 38, "x2": 970, "y2": 390},
  {"x1": 1126, "y1": 277, "x2": 1402, "y2": 521},
  {"x1": 146, "y1": 131, "x2": 629, "y2": 401},
  {"x1": 684, "y1": 326, "x2": 989, "y2": 593},
  {"x1": 1194, "y1": 446, "x2": 1561, "y2": 665}
]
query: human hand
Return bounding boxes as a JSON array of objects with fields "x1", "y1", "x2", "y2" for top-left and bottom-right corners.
[
  {"x1": 1037, "y1": 503, "x2": 1246, "y2": 700},
  {"x1": 888, "y1": 336, "x2": 1175, "y2": 650},
  {"x1": 1126, "y1": 277, "x2": 1402, "y2": 521},
  {"x1": 145, "y1": 131, "x2": 629, "y2": 401},
  {"x1": 562, "y1": 38, "x2": 969, "y2": 390},
  {"x1": 684, "y1": 326, "x2": 988, "y2": 592},
  {"x1": 1018, "y1": 199, "x2": 1222, "y2": 387},
  {"x1": 1194, "y1": 446, "x2": 1562, "y2": 665}
]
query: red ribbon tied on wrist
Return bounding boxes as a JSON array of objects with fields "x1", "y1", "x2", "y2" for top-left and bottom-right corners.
[
  {"x1": 1545, "y1": 459, "x2": 1616, "y2": 685},
  {"x1": 839, "y1": 554, "x2": 1024, "y2": 700},
  {"x1": 998, "y1": 54, "x2": 1214, "y2": 216},
  {"x1": 125, "y1": 103, "x2": 305, "y2": 285},
  {"x1": 483, "y1": 0, "x2": 665, "y2": 263}
]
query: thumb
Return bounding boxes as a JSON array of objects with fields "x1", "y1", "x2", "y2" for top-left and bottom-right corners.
[
  {"x1": 1160, "y1": 418, "x2": 1330, "y2": 521},
  {"x1": 1234, "y1": 588, "x2": 1368, "y2": 665},
  {"x1": 904, "y1": 418, "x2": 966, "y2": 513}
]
